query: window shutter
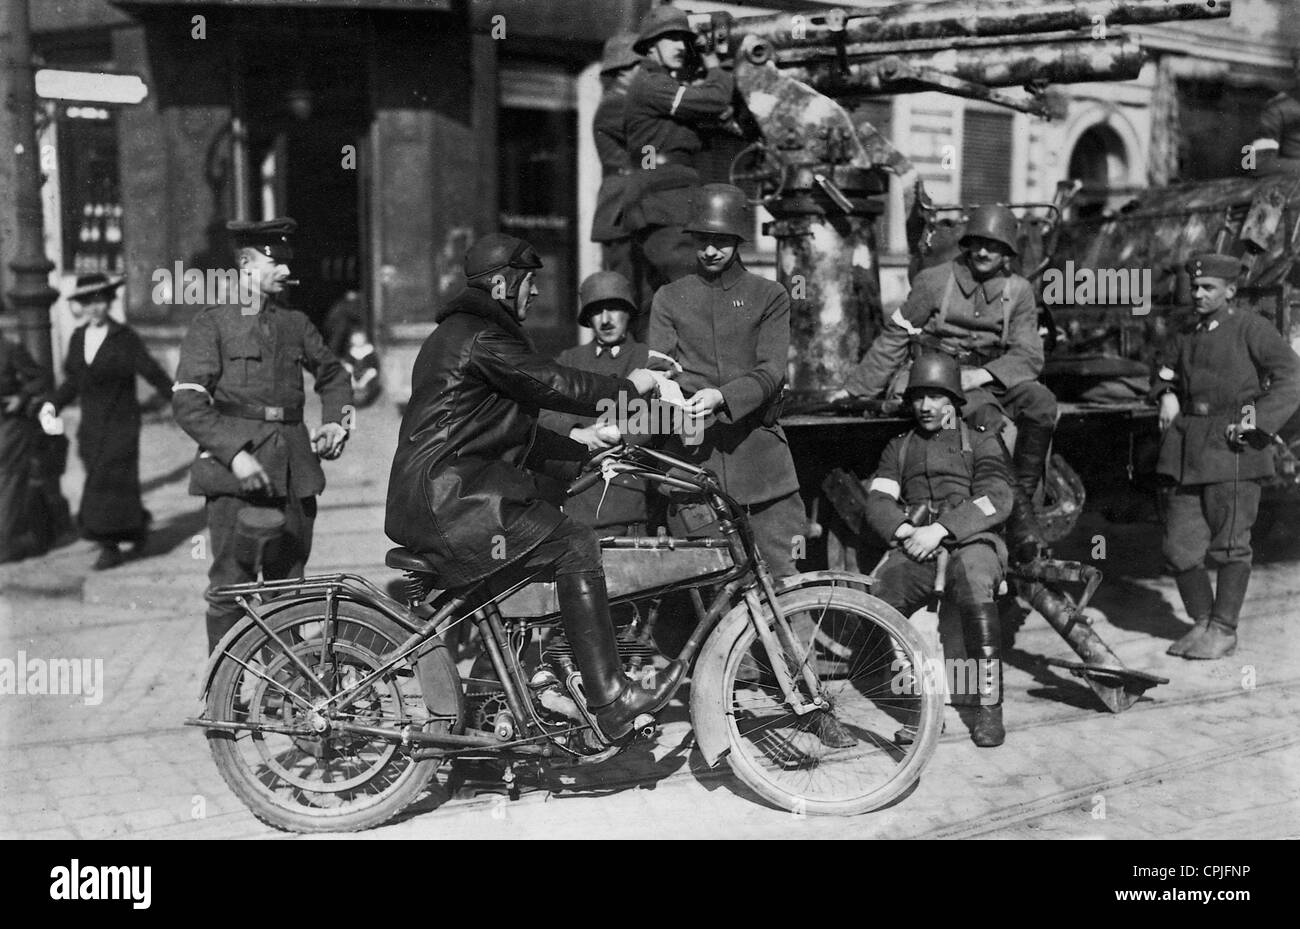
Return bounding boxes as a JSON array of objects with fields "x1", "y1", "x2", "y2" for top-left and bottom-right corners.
[{"x1": 961, "y1": 110, "x2": 1013, "y2": 205}]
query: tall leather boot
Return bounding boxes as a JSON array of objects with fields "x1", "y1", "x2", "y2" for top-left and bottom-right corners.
[
  {"x1": 1167, "y1": 566, "x2": 1214, "y2": 657},
  {"x1": 1185, "y1": 562, "x2": 1249, "y2": 660},
  {"x1": 556, "y1": 571, "x2": 684, "y2": 739},
  {"x1": 996, "y1": 440, "x2": 1047, "y2": 567},
  {"x1": 1011, "y1": 422, "x2": 1054, "y2": 502},
  {"x1": 962, "y1": 602, "x2": 1005, "y2": 747}
]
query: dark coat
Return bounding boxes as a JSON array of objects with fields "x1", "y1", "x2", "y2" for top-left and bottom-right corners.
[
  {"x1": 648, "y1": 260, "x2": 799, "y2": 505},
  {"x1": 172, "y1": 299, "x2": 350, "y2": 499},
  {"x1": 1, "y1": 337, "x2": 50, "y2": 560},
  {"x1": 51, "y1": 321, "x2": 172, "y2": 542},
  {"x1": 622, "y1": 58, "x2": 734, "y2": 231},
  {"x1": 386, "y1": 287, "x2": 630, "y2": 590},
  {"x1": 539, "y1": 339, "x2": 651, "y2": 529},
  {"x1": 1151, "y1": 304, "x2": 1300, "y2": 485},
  {"x1": 592, "y1": 89, "x2": 631, "y2": 243}
]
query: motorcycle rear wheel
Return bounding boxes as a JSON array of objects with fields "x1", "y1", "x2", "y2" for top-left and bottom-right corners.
[
  {"x1": 206, "y1": 601, "x2": 446, "y2": 833},
  {"x1": 694, "y1": 585, "x2": 942, "y2": 816}
]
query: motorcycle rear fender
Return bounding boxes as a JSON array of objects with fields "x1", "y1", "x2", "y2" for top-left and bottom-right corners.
[{"x1": 199, "y1": 594, "x2": 462, "y2": 724}]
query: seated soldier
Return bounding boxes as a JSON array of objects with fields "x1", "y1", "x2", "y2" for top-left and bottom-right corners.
[
  {"x1": 864, "y1": 353, "x2": 1015, "y2": 747},
  {"x1": 843, "y1": 205, "x2": 1054, "y2": 564},
  {"x1": 539, "y1": 271, "x2": 651, "y2": 536}
]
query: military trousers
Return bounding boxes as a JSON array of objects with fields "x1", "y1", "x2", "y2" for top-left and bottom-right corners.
[
  {"x1": 632, "y1": 225, "x2": 697, "y2": 309},
  {"x1": 1159, "y1": 480, "x2": 1261, "y2": 573},
  {"x1": 204, "y1": 493, "x2": 318, "y2": 651},
  {"x1": 964, "y1": 379, "x2": 1058, "y2": 431},
  {"x1": 871, "y1": 540, "x2": 1004, "y2": 617}
]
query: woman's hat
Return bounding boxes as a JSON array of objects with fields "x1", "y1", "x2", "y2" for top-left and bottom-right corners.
[{"x1": 69, "y1": 274, "x2": 125, "y2": 302}]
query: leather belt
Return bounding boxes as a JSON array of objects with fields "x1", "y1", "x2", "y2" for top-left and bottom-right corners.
[
  {"x1": 633, "y1": 152, "x2": 694, "y2": 171},
  {"x1": 1183, "y1": 402, "x2": 1232, "y2": 417},
  {"x1": 912, "y1": 336, "x2": 1000, "y2": 368},
  {"x1": 215, "y1": 400, "x2": 303, "y2": 423},
  {"x1": 603, "y1": 166, "x2": 633, "y2": 177}
]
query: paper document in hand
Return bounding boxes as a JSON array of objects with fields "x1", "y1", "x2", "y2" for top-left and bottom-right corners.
[
  {"x1": 647, "y1": 349, "x2": 683, "y2": 373},
  {"x1": 651, "y1": 372, "x2": 687, "y2": 408}
]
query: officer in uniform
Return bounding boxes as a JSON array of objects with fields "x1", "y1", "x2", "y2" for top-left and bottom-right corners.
[
  {"x1": 1250, "y1": 52, "x2": 1300, "y2": 176},
  {"x1": 539, "y1": 271, "x2": 651, "y2": 536},
  {"x1": 1154, "y1": 252, "x2": 1300, "y2": 659},
  {"x1": 624, "y1": 5, "x2": 736, "y2": 302},
  {"x1": 865, "y1": 353, "x2": 1015, "y2": 747},
  {"x1": 592, "y1": 33, "x2": 640, "y2": 285},
  {"x1": 842, "y1": 204, "x2": 1054, "y2": 563},
  {"x1": 172, "y1": 218, "x2": 352, "y2": 651},
  {"x1": 649, "y1": 184, "x2": 804, "y2": 579}
]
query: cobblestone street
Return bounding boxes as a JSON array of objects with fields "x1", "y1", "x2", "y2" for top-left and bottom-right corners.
[{"x1": 2, "y1": 403, "x2": 1298, "y2": 840}]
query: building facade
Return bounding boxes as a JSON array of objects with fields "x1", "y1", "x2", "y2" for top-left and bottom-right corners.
[{"x1": 2, "y1": 0, "x2": 1296, "y2": 395}]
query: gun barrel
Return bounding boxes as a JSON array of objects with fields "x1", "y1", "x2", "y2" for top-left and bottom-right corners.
[
  {"x1": 715, "y1": 0, "x2": 1229, "y2": 49},
  {"x1": 783, "y1": 37, "x2": 1145, "y2": 93}
]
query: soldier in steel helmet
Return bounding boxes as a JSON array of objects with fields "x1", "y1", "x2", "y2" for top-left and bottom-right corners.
[
  {"x1": 648, "y1": 184, "x2": 803, "y2": 578},
  {"x1": 539, "y1": 270, "x2": 651, "y2": 536},
  {"x1": 624, "y1": 5, "x2": 736, "y2": 301},
  {"x1": 172, "y1": 218, "x2": 352, "y2": 651},
  {"x1": 592, "y1": 33, "x2": 642, "y2": 284},
  {"x1": 1153, "y1": 252, "x2": 1300, "y2": 660},
  {"x1": 842, "y1": 204, "x2": 1056, "y2": 564},
  {"x1": 386, "y1": 235, "x2": 679, "y2": 741},
  {"x1": 864, "y1": 352, "x2": 1015, "y2": 747}
]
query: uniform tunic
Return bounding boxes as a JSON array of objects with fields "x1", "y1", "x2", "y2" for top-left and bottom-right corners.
[
  {"x1": 538, "y1": 339, "x2": 651, "y2": 532},
  {"x1": 623, "y1": 59, "x2": 736, "y2": 292},
  {"x1": 592, "y1": 89, "x2": 632, "y2": 245},
  {"x1": 865, "y1": 422, "x2": 1013, "y2": 611},
  {"x1": 1151, "y1": 303, "x2": 1300, "y2": 570},
  {"x1": 50, "y1": 320, "x2": 173, "y2": 543},
  {"x1": 173, "y1": 298, "x2": 350, "y2": 641},
  {"x1": 649, "y1": 260, "x2": 802, "y2": 576},
  {"x1": 844, "y1": 257, "x2": 1055, "y2": 428}
]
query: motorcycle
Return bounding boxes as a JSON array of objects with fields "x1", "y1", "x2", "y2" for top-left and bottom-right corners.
[{"x1": 187, "y1": 443, "x2": 944, "y2": 832}]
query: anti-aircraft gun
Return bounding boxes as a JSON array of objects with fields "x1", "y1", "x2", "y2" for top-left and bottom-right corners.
[{"x1": 672, "y1": 0, "x2": 1232, "y2": 712}]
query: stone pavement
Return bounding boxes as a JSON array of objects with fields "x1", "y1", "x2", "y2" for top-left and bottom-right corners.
[{"x1": 2, "y1": 399, "x2": 1298, "y2": 840}]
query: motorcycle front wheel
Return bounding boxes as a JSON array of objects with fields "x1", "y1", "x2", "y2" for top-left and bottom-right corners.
[
  {"x1": 693, "y1": 585, "x2": 942, "y2": 816},
  {"x1": 205, "y1": 601, "x2": 447, "y2": 833}
]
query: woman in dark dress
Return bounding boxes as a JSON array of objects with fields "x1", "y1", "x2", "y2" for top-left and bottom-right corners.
[{"x1": 42, "y1": 275, "x2": 173, "y2": 569}]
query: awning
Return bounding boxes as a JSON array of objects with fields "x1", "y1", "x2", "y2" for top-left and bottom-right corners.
[{"x1": 113, "y1": 1, "x2": 453, "y2": 10}]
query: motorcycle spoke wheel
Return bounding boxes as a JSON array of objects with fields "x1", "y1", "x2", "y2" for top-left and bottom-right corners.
[
  {"x1": 718, "y1": 587, "x2": 942, "y2": 815},
  {"x1": 206, "y1": 602, "x2": 444, "y2": 833}
]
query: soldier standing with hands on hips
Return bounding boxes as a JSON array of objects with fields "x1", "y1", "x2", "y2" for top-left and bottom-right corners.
[
  {"x1": 172, "y1": 218, "x2": 352, "y2": 651},
  {"x1": 1153, "y1": 252, "x2": 1300, "y2": 660}
]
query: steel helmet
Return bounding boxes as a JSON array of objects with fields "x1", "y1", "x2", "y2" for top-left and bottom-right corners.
[
  {"x1": 633, "y1": 5, "x2": 694, "y2": 54},
  {"x1": 960, "y1": 204, "x2": 1020, "y2": 256},
  {"x1": 578, "y1": 271, "x2": 638, "y2": 326},
  {"x1": 683, "y1": 184, "x2": 750, "y2": 242},
  {"x1": 463, "y1": 233, "x2": 543, "y2": 280},
  {"x1": 600, "y1": 32, "x2": 641, "y2": 74},
  {"x1": 904, "y1": 352, "x2": 965, "y2": 406}
]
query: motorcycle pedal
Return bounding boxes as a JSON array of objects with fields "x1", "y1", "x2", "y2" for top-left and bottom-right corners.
[{"x1": 632, "y1": 713, "x2": 658, "y2": 740}]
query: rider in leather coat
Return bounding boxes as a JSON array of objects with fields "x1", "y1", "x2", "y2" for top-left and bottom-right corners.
[{"x1": 385, "y1": 234, "x2": 682, "y2": 740}]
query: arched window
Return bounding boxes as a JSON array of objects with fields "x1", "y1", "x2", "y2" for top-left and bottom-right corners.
[{"x1": 1068, "y1": 123, "x2": 1131, "y2": 217}]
